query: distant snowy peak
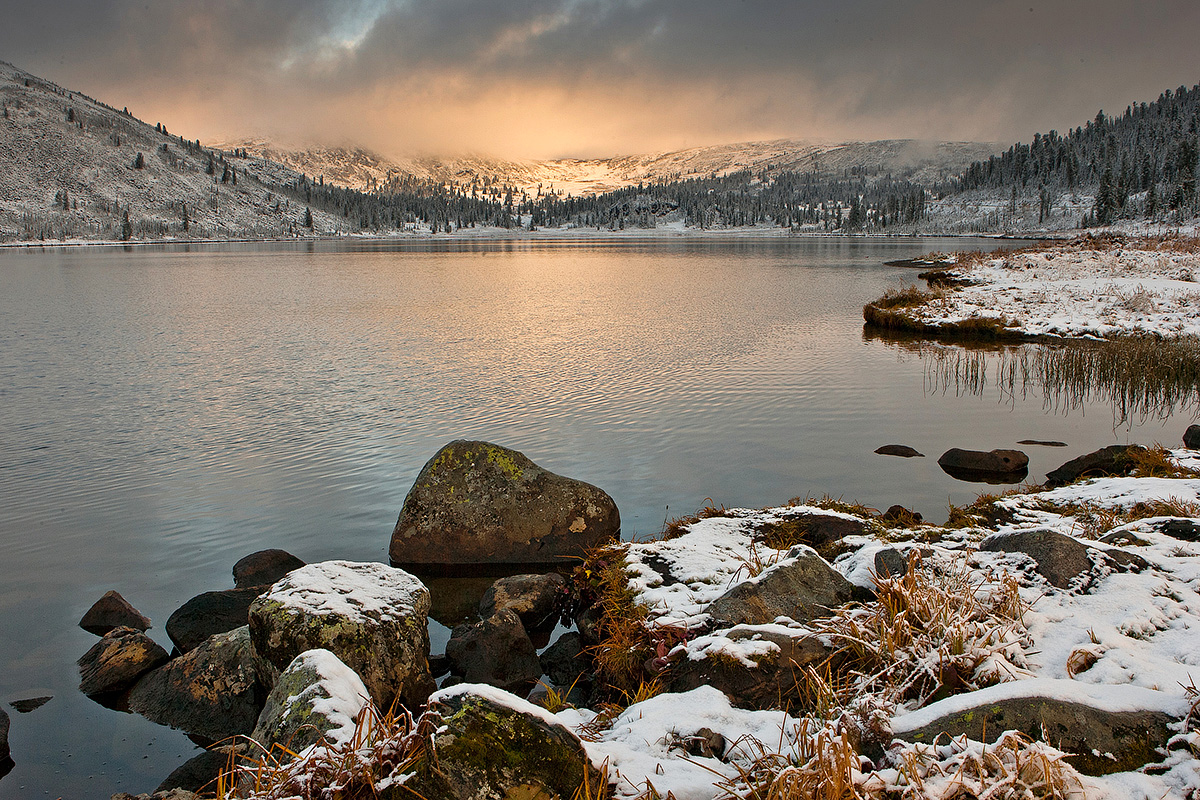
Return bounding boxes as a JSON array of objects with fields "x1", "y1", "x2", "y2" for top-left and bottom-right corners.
[{"x1": 219, "y1": 138, "x2": 1001, "y2": 197}]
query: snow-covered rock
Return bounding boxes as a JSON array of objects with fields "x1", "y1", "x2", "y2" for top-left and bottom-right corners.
[
  {"x1": 247, "y1": 560, "x2": 434, "y2": 712},
  {"x1": 250, "y1": 649, "x2": 369, "y2": 755}
]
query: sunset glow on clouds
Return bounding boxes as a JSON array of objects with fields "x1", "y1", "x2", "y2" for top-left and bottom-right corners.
[{"x1": 4, "y1": 0, "x2": 1199, "y2": 158}]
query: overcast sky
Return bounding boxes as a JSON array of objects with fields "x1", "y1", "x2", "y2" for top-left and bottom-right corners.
[{"x1": 3, "y1": 0, "x2": 1198, "y2": 159}]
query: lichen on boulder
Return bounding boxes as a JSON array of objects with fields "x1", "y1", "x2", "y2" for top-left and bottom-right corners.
[
  {"x1": 390, "y1": 440, "x2": 620, "y2": 570},
  {"x1": 404, "y1": 684, "x2": 602, "y2": 800},
  {"x1": 251, "y1": 648, "x2": 369, "y2": 755},
  {"x1": 248, "y1": 560, "x2": 434, "y2": 712}
]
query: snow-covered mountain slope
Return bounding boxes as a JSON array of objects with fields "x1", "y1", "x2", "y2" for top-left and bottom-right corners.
[
  {"x1": 0, "y1": 61, "x2": 352, "y2": 242},
  {"x1": 222, "y1": 137, "x2": 1001, "y2": 198}
]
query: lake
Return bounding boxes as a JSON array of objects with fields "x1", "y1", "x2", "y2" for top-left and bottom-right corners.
[{"x1": 0, "y1": 236, "x2": 1192, "y2": 797}]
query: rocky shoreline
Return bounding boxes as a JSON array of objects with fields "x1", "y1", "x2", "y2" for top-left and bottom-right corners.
[{"x1": 13, "y1": 431, "x2": 1191, "y2": 799}]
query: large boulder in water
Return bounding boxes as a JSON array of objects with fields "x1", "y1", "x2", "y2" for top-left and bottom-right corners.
[
  {"x1": 248, "y1": 561, "x2": 434, "y2": 713},
  {"x1": 390, "y1": 440, "x2": 620, "y2": 570},
  {"x1": 128, "y1": 626, "x2": 272, "y2": 742},
  {"x1": 404, "y1": 685, "x2": 602, "y2": 800},
  {"x1": 251, "y1": 649, "x2": 369, "y2": 755}
]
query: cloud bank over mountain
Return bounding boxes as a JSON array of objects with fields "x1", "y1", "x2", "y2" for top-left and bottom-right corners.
[{"x1": 3, "y1": 0, "x2": 1199, "y2": 158}]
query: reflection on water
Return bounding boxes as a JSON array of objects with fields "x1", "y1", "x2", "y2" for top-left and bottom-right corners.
[
  {"x1": 1, "y1": 237, "x2": 1196, "y2": 798},
  {"x1": 873, "y1": 334, "x2": 1200, "y2": 427}
]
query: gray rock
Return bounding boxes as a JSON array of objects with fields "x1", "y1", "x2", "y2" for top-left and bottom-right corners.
[
  {"x1": 874, "y1": 444, "x2": 924, "y2": 458},
  {"x1": 155, "y1": 747, "x2": 239, "y2": 795},
  {"x1": 892, "y1": 694, "x2": 1176, "y2": 776},
  {"x1": 669, "y1": 627, "x2": 837, "y2": 710},
  {"x1": 0, "y1": 707, "x2": 8, "y2": 764},
  {"x1": 390, "y1": 440, "x2": 620, "y2": 569},
  {"x1": 479, "y1": 573, "x2": 566, "y2": 630},
  {"x1": 540, "y1": 631, "x2": 591, "y2": 689},
  {"x1": 233, "y1": 549, "x2": 305, "y2": 589},
  {"x1": 750, "y1": 511, "x2": 869, "y2": 555},
  {"x1": 980, "y1": 529, "x2": 1147, "y2": 591},
  {"x1": 1045, "y1": 444, "x2": 1147, "y2": 487},
  {"x1": 405, "y1": 687, "x2": 602, "y2": 800},
  {"x1": 705, "y1": 547, "x2": 864, "y2": 627},
  {"x1": 251, "y1": 649, "x2": 369, "y2": 755},
  {"x1": 1185, "y1": 424, "x2": 1200, "y2": 449},
  {"x1": 1156, "y1": 518, "x2": 1200, "y2": 542},
  {"x1": 128, "y1": 626, "x2": 272, "y2": 742},
  {"x1": 445, "y1": 608, "x2": 542, "y2": 694},
  {"x1": 248, "y1": 561, "x2": 434, "y2": 713},
  {"x1": 79, "y1": 626, "x2": 170, "y2": 695},
  {"x1": 80, "y1": 590, "x2": 151, "y2": 636},
  {"x1": 873, "y1": 548, "x2": 909, "y2": 579},
  {"x1": 880, "y1": 506, "x2": 923, "y2": 525},
  {"x1": 166, "y1": 587, "x2": 266, "y2": 653},
  {"x1": 938, "y1": 448, "x2": 1029, "y2": 483}
]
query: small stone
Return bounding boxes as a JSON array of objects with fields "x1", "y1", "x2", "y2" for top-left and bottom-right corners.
[
  {"x1": 166, "y1": 587, "x2": 266, "y2": 653},
  {"x1": 938, "y1": 448, "x2": 1029, "y2": 484},
  {"x1": 873, "y1": 548, "x2": 908, "y2": 579},
  {"x1": 540, "y1": 631, "x2": 591, "y2": 689},
  {"x1": 874, "y1": 444, "x2": 924, "y2": 458},
  {"x1": 1184, "y1": 424, "x2": 1200, "y2": 449},
  {"x1": 9, "y1": 696, "x2": 51, "y2": 713},
  {"x1": 80, "y1": 590, "x2": 151, "y2": 636},
  {"x1": 232, "y1": 549, "x2": 305, "y2": 589},
  {"x1": 445, "y1": 608, "x2": 542, "y2": 694},
  {"x1": 880, "y1": 505, "x2": 923, "y2": 525},
  {"x1": 1045, "y1": 444, "x2": 1146, "y2": 487},
  {"x1": 1017, "y1": 439, "x2": 1068, "y2": 447},
  {"x1": 1156, "y1": 518, "x2": 1200, "y2": 542},
  {"x1": 79, "y1": 627, "x2": 169, "y2": 695},
  {"x1": 0, "y1": 707, "x2": 9, "y2": 764},
  {"x1": 479, "y1": 573, "x2": 566, "y2": 630}
]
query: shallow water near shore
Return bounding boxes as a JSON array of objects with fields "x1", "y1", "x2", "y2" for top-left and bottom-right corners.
[{"x1": 0, "y1": 237, "x2": 1195, "y2": 797}]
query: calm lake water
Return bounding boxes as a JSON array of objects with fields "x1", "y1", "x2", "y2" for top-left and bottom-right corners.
[{"x1": 0, "y1": 237, "x2": 1193, "y2": 797}]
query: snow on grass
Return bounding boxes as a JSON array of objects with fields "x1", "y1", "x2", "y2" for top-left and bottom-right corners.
[
  {"x1": 261, "y1": 560, "x2": 430, "y2": 623},
  {"x1": 883, "y1": 239, "x2": 1200, "y2": 339}
]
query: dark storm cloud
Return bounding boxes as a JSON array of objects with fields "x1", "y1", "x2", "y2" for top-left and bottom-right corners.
[{"x1": 3, "y1": 0, "x2": 1199, "y2": 157}]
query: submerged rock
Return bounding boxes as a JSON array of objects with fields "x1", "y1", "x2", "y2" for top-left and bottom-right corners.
[
  {"x1": 405, "y1": 686, "x2": 602, "y2": 800},
  {"x1": 251, "y1": 649, "x2": 369, "y2": 755},
  {"x1": 1045, "y1": 444, "x2": 1146, "y2": 487},
  {"x1": 166, "y1": 587, "x2": 266, "y2": 654},
  {"x1": 390, "y1": 440, "x2": 620, "y2": 569},
  {"x1": 248, "y1": 560, "x2": 434, "y2": 712},
  {"x1": 233, "y1": 549, "x2": 305, "y2": 589},
  {"x1": 445, "y1": 609, "x2": 542, "y2": 694},
  {"x1": 8, "y1": 696, "x2": 51, "y2": 714},
  {"x1": 80, "y1": 590, "x2": 151, "y2": 636},
  {"x1": 155, "y1": 747, "x2": 240, "y2": 795},
  {"x1": 892, "y1": 692, "x2": 1176, "y2": 776},
  {"x1": 78, "y1": 626, "x2": 170, "y2": 696},
  {"x1": 705, "y1": 547, "x2": 864, "y2": 627},
  {"x1": 128, "y1": 626, "x2": 272, "y2": 742},
  {"x1": 874, "y1": 444, "x2": 924, "y2": 458},
  {"x1": 937, "y1": 448, "x2": 1029, "y2": 484}
]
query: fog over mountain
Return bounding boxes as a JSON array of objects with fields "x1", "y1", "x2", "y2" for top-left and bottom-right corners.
[{"x1": 2, "y1": 1, "x2": 1198, "y2": 158}]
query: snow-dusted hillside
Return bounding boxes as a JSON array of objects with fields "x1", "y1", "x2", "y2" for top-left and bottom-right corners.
[
  {"x1": 224, "y1": 137, "x2": 1001, "y2": 198},
  {"x1": 0, "y1": 61, "x2": 352, "y2": 242}
]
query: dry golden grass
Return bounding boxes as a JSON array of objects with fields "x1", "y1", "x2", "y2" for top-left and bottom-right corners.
[
  {"x1": 871, "y1": 285, "x2": 941, "y2": 310},
  {"x1": 1126, "y1": 443, "x2": 1200, "y2": 478},
  {"x1": 217, "y1": 703, "x2": 433, "y2": 800},
  {"x1": 1031, "y1": 493, "x2": 1200, "y2": 539},
  {"x1": 809, "y1": 554, "x2": 1029, "y2": 710},
  {"x1": 661, "y1": 499, "x2": 734, "y2": 539}
]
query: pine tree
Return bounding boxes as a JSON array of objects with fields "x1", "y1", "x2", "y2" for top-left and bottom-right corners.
[{"x1": 304, "y1": 207, "x2": 313, "y2": 228}]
